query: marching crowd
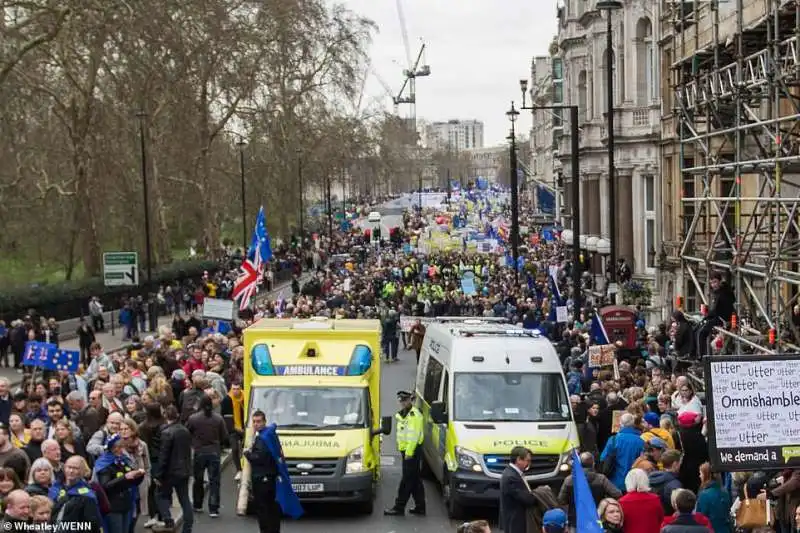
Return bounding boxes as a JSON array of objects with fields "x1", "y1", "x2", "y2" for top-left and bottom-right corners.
[{"x1": 0, "y1": 191, "x2": 791, "y2": 533}]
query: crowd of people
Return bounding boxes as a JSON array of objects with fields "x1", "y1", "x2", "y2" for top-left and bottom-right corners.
[{"x1": 0, "y1": 190, "x2": 788, "y2": 533}]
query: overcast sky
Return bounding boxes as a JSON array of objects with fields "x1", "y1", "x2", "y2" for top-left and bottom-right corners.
[{"x1": 335, "y1": 0, "x2": 559, "y2": 146}]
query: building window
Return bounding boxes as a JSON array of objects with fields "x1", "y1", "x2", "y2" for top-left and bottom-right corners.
[
  {"x1": 644, "y1": 174, "x2": 655, "y2": 211},
  {"x1": 686, "y1": 281, "x2": 701, "y2": 314},
  {"x1": 645, "y1": 219, "x2": 656, "y2": 268},
  {"x1": 682, "y1": 172, "x2": 695, "y2": 237},
  {"x1": 553, "y1": 81, "x2": 563, "y2": 103},
  {"x1": 552, "y1": 107, "x2": 563, "y2": 128},
  {"x1": 643, "y1": 174, "x2": 656, "y2": 270},
  {"x1": 636, "y1": 18, "x2": 655, "y2": 105},
  {"x1": 553, "y1": 58, "x2": 563, "y2": 80}
]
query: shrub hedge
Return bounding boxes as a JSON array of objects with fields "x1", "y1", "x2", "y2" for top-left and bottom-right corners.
[{"x1": 0, "y1": 259, "x2": 220, "y2": 322}]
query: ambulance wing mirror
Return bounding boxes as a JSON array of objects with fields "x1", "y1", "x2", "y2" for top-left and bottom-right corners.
[
  {"x1": 430, "y1": 401, "x2": 448, "y2": 424},
  {"x1": 374, "y1": 416, "x2": 392, "y2": 436}
]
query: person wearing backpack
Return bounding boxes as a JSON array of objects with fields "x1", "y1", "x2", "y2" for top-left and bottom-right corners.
[{"x1": 599, "y1": 413, "x2": 645, "y2": 491}]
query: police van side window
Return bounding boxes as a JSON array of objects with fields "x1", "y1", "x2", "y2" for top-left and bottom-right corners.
[{"x1": 423, "y1": 357, "x2": 444, "y2": 404}]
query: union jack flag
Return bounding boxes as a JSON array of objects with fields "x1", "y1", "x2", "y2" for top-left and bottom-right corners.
[
  {"x1": 233, "y1": 206, "x2": 272, "y2": 311},
  {"x1": 232, "y1": 257, "x2": 261, "y2": 311}
]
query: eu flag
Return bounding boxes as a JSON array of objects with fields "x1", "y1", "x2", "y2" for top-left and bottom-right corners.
[
  {"x1": 49, "y1": 349, "x2": 80, "y2": 373},
  {"x1": 572, "y1": 450, "x2": 604, "y2": 533},
  {"x1": 23, "y1": 341, "x2": 60, "y2": 369},
  {"x1": 248, "y1": 207, "x2": 273, "y2": 263}
]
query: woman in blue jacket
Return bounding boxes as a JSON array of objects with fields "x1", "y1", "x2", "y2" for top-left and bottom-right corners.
[
  {"x1": 600, "y1": 413, "x2": 645, "y2": 491},
  {"x1": 696, "y1": 462, "x2": 733, "y2": 533}
]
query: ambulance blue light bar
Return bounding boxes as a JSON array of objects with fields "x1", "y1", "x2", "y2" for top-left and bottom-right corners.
[
  {"x1": 251, "y1": 343, "x2": 372, "y2": 377},
  {"x1": 346, "y1": 345, "x2": 373, "y2": 376},
  {"x1": 251, "y1": 344, "x2": 275, "y2": 375}
]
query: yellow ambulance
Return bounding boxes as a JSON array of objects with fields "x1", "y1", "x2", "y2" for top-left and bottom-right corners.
[{"x1": 237, "y1": 317, "x2": 390, "y2": 515}]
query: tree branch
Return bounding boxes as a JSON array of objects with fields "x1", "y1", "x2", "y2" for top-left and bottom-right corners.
[{"x1": 0, "y1": 7, "x2": 70, "y2": 86}]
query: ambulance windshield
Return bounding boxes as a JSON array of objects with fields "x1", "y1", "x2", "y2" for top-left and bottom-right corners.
[
  {"x1": 250, "y1": 386, "x2": 369, "y2": 429},
  {"x1": 453, "y1": 372, "x2": 570, "y2": 422}
]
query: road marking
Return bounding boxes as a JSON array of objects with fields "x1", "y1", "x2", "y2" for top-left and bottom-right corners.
[{"x1": 380, "y1": 455, "x2": 396, "y2": 466}]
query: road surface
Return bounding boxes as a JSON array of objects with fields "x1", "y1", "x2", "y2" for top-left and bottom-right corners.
[{"x1": 188, "y1": 345, "x2": 498, "y2": 533}]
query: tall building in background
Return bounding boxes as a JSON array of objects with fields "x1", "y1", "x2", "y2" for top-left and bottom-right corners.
[
  {"x1": 424, "y1": 120, "x2": 484, "y2": 151},
  {"x1": 527, "y1": 52, "x2": 561, "y2": 219}
]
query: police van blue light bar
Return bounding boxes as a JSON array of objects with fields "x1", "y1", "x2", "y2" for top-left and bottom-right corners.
[
  {"x1": 252, "y1": 344, "x2": 275, "y2": 375},
  {"x1": 346, "y1": 345, "x2": 373, "y2": 376}
]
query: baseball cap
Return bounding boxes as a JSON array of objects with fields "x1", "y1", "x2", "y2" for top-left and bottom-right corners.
[
  {"x1": 543, "y1": 508, "x2": 567, "y2": 530},
  {"x1": 643, "y1": 412, "x2": 660, "y2": 427},
  {"x1": 648, "y1": 437, "x2": 667, "y2": 449}
]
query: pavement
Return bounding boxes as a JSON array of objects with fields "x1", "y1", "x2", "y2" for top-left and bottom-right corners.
[{"x1": 176, "y1": 345, "x2": 494, "y2": 533}]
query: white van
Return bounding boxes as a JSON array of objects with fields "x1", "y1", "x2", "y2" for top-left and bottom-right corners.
[{"x1": 414, "y1": 319, "x2": 577, "y2": 518}]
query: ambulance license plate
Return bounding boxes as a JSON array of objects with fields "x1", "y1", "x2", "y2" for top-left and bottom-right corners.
[{"x1": 292, "y1": 483, "x2": 324, "y2": 493}]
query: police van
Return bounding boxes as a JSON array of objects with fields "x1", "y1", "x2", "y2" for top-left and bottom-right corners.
[{"x1": 414, "y1": 319, "x2": 577, "y2": 518}]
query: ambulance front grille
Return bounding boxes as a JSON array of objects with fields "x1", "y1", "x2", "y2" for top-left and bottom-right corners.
[{"x1": 286, "y1": 458, "x2": 341, "y2": 477}]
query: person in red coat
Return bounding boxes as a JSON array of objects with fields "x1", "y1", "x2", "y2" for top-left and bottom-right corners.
[{"x1": 619, "y1": 469, "x2": 664, "y2": 533}]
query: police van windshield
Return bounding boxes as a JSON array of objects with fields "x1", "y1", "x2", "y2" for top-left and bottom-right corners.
[
  {"x1": 453, "y1": 373, "x2": 570, "y2": 422},
  {"x1": 250, "y1": 386, "x2": 368, "y2": 429}
]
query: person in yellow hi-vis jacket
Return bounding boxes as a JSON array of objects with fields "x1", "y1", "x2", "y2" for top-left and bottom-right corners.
[{"x1": 384, "y1": 391, "x2": 426, "y2": 516}]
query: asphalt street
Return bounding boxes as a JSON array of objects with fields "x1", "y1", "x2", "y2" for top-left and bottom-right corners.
[{"x1": 186, "y1": 345, "x2": 498, "y2": 533}]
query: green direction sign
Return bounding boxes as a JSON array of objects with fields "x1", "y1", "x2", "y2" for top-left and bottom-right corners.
[{"x1": 103, "y1": 252, "x2": 139, "y2": 287}]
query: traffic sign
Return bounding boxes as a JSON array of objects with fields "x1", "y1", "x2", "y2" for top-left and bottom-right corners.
[{"x1": 103, "y1": 252, "x2": 139, "y2": 287}]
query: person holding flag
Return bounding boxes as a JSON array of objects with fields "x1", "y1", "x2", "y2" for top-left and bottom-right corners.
[
  {"x1": 558, "y1": 452, "x2": 621, "y2": 530},
  {"x1": 243, "y1": 410, "x2": 302, "y2": 533}
]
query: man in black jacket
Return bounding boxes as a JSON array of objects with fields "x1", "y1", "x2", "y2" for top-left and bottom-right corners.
[
  {"x1": 499, "y1": 446, "x2": 538, "y2": 533},
  {"x1": 697, "y1": 272, "x2": 735, "y2": 357},
  {"x1": 244, "y1": 410, "x2": 281, "y2": 533},
  {"x1": 155, "y1": 405, "x2": 193, "y2": 533},
  {"x1": 558, "y1": 452, "x2": 621, "y2": 525}
]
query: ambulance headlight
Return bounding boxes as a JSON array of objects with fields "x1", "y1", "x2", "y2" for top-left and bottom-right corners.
[
  {"x1": 345, "y1": 446, "x2": 367, "y2": 474},
  {"x1": 346, "y1": 345, "x2": 372, "y2": 376},
  {"x1": 455, "y1": 446, "x2": 482, "y2": 472},
  {"x1": 251, "y1": 344, "x2": 275, "y2": 376}
]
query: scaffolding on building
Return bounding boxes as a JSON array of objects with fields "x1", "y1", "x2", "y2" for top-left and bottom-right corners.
[{"x1": 668, "y1": 0, "x2": 800, "y2": 354}]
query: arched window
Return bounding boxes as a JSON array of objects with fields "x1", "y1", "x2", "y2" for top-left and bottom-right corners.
[{"x1": 636, "y1": 18, "x2": 655, "y2": 104}]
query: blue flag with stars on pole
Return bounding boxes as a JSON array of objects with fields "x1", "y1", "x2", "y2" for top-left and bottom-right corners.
[
  {"x1": 49, "y1": 349, "x2": 80, "y2": 373},
  {"x1": 248, "y1": 206, "x2": 273, "y2": 263},
  {"x1": 572, "y1": 450, "x2": 604, "y2": 533}
]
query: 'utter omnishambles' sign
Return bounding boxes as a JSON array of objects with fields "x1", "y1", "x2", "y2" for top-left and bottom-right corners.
[{"x1": 705, "y1": 355, "x2": 800, "y2": 471}]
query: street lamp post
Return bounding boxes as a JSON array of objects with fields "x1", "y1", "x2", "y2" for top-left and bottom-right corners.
[
  {"x1": 519, "y1": 80, "x2": 582, "y2": 314},
  {"x1": 506, "y1": 102, "x2": 521, "y2": 285},
  {"x1": 296, "y1": 148, "x2": 304, "y2": 241},
  {"x1": 136, "y1": 112, "x2": 153, "y2": 286},
  {"x1": 598, "y1": 0, "x2": 622, "y2": 291},
  {"x1": 237, "y1": 139, "x2": 247, "y2": 253}
]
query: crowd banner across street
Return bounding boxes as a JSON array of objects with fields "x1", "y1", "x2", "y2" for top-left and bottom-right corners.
[{"x1": 705, "y1": 354, "x2": 800, "y2": 471}]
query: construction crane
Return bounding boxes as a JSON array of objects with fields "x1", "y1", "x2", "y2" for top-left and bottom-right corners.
[
  {"x1": 394, "y1": 0, "x2": 430, "y2": 142},
  {"x1": 369, "y1": 66, "x2": 400, "y2": 115}
]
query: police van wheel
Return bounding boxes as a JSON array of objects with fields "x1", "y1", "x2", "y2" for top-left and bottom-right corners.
[{"x1": 443, "y1": 474, "x2": 464, "y2": 519}]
